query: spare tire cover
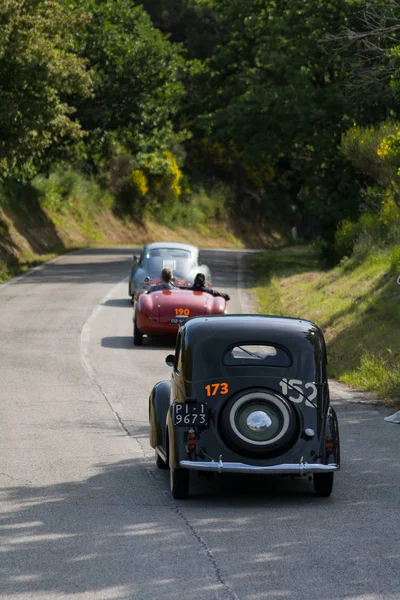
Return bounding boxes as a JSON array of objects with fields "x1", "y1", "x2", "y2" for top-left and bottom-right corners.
[{"x1": 219, "y1": 388, "x2": 298, "y2": 457}]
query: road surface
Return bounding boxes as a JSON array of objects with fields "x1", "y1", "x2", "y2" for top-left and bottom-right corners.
[{"x1": 0, "y1": 248, "x2": 399, "y2": 600}]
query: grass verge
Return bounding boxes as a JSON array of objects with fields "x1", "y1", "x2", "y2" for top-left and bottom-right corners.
[{"x1": 251, "y1": 245, "x2": 400, "y2": 407}]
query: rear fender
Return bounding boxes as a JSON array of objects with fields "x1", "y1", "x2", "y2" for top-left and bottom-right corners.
[
  {"x1": 322, "y1": 406, "x2": 340, "y2": 466},
  {"x1": 138, "y1": 292, "x2": 154, "y2": 314},
  {"x1": 166, "y1": 409, "x2": 180, "y2": 469},
  {"x1": 149, "y1": 380, "x2": 171, "y2": 450},
  {"x1": 137, "y1": 293, "x2": 157, "y2": 329},
  {"x1": 209, "y1": 295, "x2": 227, "y2": 315}
]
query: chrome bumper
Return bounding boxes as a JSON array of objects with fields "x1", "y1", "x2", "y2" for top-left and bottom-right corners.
[{"x1": 180, "y1": 459, "x2": 339, "y2": 475}]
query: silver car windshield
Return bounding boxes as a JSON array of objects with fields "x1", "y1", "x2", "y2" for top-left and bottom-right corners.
[
  {"x1": 143, "y1": 248, "x2": 193, "y2": 278},
  {"x1": 146, "y1": 248, "x2": 191, "y2": 260}
]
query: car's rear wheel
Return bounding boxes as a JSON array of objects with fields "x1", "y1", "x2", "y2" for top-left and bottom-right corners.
[
  {"x1": 220, "y1": 388, "x2": 298, "y2": 457},
  {"x1": 133, "y1": 316, "x2": 143, "y2": 346},
  {"x1": 170, "y1": 466, "x2": 189, "y2": 499},
  {"x1": 313, "y1": 472, "x2": 334, "y2": 497}
]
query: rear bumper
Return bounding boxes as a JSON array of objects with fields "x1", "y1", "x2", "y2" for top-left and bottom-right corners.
[
  {"x1": 138, "y1": 321, "x2": 179, "y2": 336},
  {"x1": 179, "y1": 459, "x2": 339, "y2": 475}
]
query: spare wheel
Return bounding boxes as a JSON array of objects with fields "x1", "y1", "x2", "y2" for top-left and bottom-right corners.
[{"x1": 220, "y1": 388, "x2": 298, "y2": 457}]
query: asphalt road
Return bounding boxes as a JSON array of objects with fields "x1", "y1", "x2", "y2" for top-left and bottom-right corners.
[{"x1": 0, "y1": 248, "x2": 399, "y2": 600}]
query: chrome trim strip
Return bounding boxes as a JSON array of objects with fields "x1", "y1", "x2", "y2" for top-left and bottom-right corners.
[{"x1": 179, "y1": 460, "x2": 339, "y2": 475}]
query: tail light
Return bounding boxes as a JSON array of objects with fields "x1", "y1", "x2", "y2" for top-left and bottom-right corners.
[
  {"x1": 326, "y1": 436, "x2": 334, "y2": 455},
  {"x1": 187, "y1": 431, "x2": 197, "y2": 455}
]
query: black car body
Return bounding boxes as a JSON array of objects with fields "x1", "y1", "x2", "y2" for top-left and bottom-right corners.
[{"x1": 149, "y1": 315, "x2": 340, "y2": 499}]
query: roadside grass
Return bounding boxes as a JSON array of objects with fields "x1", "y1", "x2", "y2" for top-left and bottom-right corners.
[{"x1": 251, "y1": 245, "x2": 400, "y2": 406}]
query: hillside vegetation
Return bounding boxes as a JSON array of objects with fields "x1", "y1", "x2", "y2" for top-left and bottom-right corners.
[
  {"x1": 252, "y1": 246, "x2": 400, "y2": 407},
  {"x1": 0, "y1": 173, "x2": 252, "y2": 283},
  {"x1": 1, "y1": 0, "x2": 400, "y2": 391},
  {"x1": 2, "y1": 1, "x2": 400, "y2": 264}
]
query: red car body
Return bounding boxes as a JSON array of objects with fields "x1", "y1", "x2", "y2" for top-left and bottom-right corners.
[{"x1": 133, "y1": 287, "x2": 227, "y2": 344}]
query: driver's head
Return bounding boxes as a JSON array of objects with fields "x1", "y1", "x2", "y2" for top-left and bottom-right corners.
[
  {"x1": 193, "y1": 273, "x2": 205, "y2": 287},
  {"x1": 161, "y1": 267, "x2": 173, "y2": 283}
]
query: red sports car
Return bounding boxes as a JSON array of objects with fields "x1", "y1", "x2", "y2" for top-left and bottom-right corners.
[{"x1": 133, "y1": 286, "x2": 228, "y2": 345}]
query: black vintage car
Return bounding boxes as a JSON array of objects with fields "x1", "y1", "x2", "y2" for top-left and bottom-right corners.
[{"x1": 149, "y1": 315, "x2": 340, "y2": 499}]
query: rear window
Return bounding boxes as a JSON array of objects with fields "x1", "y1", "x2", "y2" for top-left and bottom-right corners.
[
  {"x1": 223, "y1": 344, "x2": 291, "y2": 367},
  {"x1": 147, "y1": 248, "x2": 191, "y2": 259}
]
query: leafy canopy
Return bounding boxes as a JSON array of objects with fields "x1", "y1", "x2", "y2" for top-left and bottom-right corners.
[
  {"x1": 0, "y1": 0, "x2": 92, "y2": 180},
  {"x1": 73, "y1": 0, "x2": 186, "y2": 156}
]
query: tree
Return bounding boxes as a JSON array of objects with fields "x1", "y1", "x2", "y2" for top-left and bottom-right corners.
[
  {"x1": 72, "y1": 0, "x2": 186, "y2": 158},
  {"x1": 323, "y1": 1, "x2": 400, "y2": 102},
  {"x1": 0, "y1": 0, "x2": 92, "y2": 180},
  {"x1": 139, "y1": 0, "x2": 221, "y2": 59},
  {"x1": 183, "y1": 0, "x2": 390, "y2": 232}
]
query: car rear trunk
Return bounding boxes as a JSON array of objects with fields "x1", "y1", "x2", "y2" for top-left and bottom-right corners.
[{"x1": 158, "y1": 291, "x2": 213, "y2": 327}]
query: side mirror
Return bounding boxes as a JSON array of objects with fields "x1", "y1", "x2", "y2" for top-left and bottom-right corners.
[
  {"x1": 133, "y1": 255, "x2": 138, "y2": 263},
  {"x1": 165, "y1": 354, "x2": 175, "y2": 367}
]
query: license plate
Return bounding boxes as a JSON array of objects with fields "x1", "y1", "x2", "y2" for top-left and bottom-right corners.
[
  {"x1": 170, "y1": 317, "x2": 188, "y2": 324},
  {"x1": 172, "y1": 402, "x2": 208, "y2": 427}
]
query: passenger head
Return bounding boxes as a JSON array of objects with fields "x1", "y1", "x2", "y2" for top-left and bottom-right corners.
[
  {"x1": 161, "y1": 267, "x2": 173, "y2": 283},
  {"x1": 194, "y1": 273, "x2": 206, "y2": 287}
]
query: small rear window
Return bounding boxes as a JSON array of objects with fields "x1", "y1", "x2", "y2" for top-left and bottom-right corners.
[
  {"x1": 223, "y1": 344, "x2": 291, "y2": 367},
  {"x1": 147, "y1": 248, "x2": 191, "y2": 259}
]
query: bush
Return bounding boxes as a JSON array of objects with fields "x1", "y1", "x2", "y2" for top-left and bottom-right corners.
[
  {"x1": 34, "y1": 166, "x2": 114, "y2": 219},
  {"x1": 334, "y1": 218, "x2": 360, "y2": 258},
  {"x1": 334, "y1": 185, "x2": 400, "y2": 260},
  {"x1": 139, "y1": 150, "x2": 183, "y2": 203},
  {"x1": 340, "y1": 123, "x2": 396, "y2": 185},
  {"x1": 390, "y1": 246, "x2": 400, "y2": 273},
  {"x1": 380, "y1": 194, "x2": 400, "y2": 242},
  {"x1": 142, "y1": 180, "x2": 230, "y2": 228}
]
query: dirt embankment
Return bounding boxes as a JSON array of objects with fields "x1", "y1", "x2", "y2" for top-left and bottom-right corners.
[{"x1": 0, "y1": 204, "x2": 282, "y2": 281}]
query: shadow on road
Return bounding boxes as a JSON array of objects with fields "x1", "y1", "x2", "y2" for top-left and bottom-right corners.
[
  {"x1": 1, "y1": 442, "x2": 400, "y2": 600},
  {"x1": 101, "y1": 336, "x2": 175, "y2": 350},
  {"x1": 101, "y1": 298, "x2": 132, "y2": 308}
]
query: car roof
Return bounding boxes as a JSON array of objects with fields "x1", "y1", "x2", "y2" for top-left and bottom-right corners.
[
  {"x1": 143, "y1": 242, "x2": 198, "y2": 253},
  {"x1": 181, "y1": 314, "x2": 322, "y2": 340},
  {"x1": 181, "y1": 314, "x2": 325, "y2": 358},
  {"x1": 180, "y1": 315, "x2": 327, "y2": 382}
]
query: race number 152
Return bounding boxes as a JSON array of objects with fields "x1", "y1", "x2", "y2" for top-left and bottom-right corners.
[{"x1": 279, "y1": 378, "x2": 317, "y2": 407}]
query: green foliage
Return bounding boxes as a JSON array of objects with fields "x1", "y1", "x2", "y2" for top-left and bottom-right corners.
[
  {"x1": 139, "y1": 0, "x2": 220, "y2": 59},
  {"x1": 252, "y1": 245, "x2": 400, "y2": 404},
  {"x1": 334, "y1": 191, "x2": 400, "y2": 260},
  {"x1": 0, "y1": 0, "x2": 92, "y2": 181},
  {"x1": 343, "y1": 354, "x2": 400, "y2": 401},
  {"x1": 0, "y1": 261, "x2": 11, "y2": 284},
  {"x1": 337, "y1": 119, "x2": 400, "y2": 260},
  {"x1": 340, "y1": 124, "x2": 395, "y2": 185},
  {"x1": 3, "y1": 0, "x2": 400, "y2": 259},
  {"x1": 72, "y1": 0, "x2": 186, "y2": 159},
  {"x1": 107, "y1": 148, "x2": 185, "y2": 218},
  {"x1": 33, "y1": 166, "x2": 114, "y2": 219},
  {"x1": 390, "y1": 246, "x2": 400, "y2": 273},
  {"x1": 334, "y1": 218, "x2": 361, "y2": 258},
  {"x1": 142, "y1": 180, "x2": 230, "y2": 228},
  {"x1": 181, "y1": 0, "x2": 388, "y2": 247}
]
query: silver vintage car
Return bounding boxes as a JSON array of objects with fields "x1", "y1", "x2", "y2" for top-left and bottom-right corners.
[{"x1": 128, "y1": 242, "x2": 211, "y2": 297}]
